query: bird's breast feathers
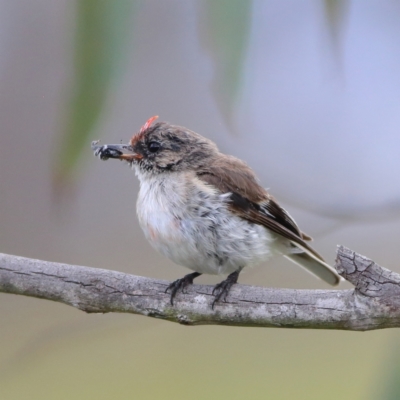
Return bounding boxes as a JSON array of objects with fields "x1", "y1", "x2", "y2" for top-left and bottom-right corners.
[{"x1": 135, "y1": 172, "x2": 283, "y2": 275}]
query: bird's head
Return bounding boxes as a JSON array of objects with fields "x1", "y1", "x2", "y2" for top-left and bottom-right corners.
[{"x1": 92, "y1": 116, "x2": 219, "y2": 175}]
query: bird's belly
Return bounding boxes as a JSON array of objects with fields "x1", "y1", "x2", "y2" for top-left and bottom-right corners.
[
  {"x1": 138, "y1": 202, "x2": 279, "y2": 275},
  {"x1": 138, "y1": 211, "x2": 184, "y2": 257}
]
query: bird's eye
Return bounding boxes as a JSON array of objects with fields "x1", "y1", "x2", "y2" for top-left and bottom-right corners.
[{"x1": 148, "y1": 141, "x2": 161, "y2": 153}]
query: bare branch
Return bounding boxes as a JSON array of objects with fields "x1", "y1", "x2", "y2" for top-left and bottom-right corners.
[{"x1": 1, "y1": 246, "x2": 399, "y2": 331}]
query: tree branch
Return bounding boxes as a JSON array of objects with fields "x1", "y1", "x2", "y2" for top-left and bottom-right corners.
[{"x1": 1, "y1": 246, "x2": 399, "y2": 331}]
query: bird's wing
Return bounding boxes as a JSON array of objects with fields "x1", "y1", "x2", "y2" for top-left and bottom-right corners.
[
  {"x1": 196, "y1": 155, "x2": 321, "y2": 260},
  {"x1": 196, "y1": 156, "x2": 340, "y2": 285}
]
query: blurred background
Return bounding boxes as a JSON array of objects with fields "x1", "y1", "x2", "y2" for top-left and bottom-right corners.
[{"x1": 1, "y1": 0, "x2": 400, "y2": 399}]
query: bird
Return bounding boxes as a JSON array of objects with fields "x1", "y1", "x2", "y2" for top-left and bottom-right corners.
[{"x1": 92, "y1": 116, "x2": 340, "y2": 308}]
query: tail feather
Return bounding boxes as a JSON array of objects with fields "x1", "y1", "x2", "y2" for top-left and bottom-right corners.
[{"x1": 285, "y1": 249, "x2": 341, "y2": 286}]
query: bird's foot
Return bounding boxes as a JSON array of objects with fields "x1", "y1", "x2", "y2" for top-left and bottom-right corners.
[
  {"x1": 212, "y1": 270, "x2": 240, "y2": 309},
  {"x1": 166, "y1": 272, "x2": 202, "y2": 305}
]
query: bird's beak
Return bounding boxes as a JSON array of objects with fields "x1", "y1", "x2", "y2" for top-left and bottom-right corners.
[{"x1": 91, "y1": 141, "x2": 143, "y2": 162}]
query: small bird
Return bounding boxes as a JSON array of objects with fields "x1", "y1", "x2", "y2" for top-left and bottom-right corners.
[{"x1": 92, "y1": 116, "x2": 340, "y2": 308}]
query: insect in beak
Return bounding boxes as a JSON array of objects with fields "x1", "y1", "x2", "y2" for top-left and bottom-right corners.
[{"x1": 91, "y1": 141, "x2": 143, "y2": 162}]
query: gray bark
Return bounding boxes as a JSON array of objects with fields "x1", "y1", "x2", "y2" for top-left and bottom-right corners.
[{"x1": 1, "y1": 246, "x2": 399, "y2": 331}]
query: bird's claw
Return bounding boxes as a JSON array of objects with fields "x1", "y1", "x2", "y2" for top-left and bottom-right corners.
[
  {"x1": 211, "y1": 271, "x2": 240, "y2": 309},
  {"x1": 211, "y1": 280, "x2": 235, "y2": 309},
  {"x1": 165, "y1": 278, "x2": 187, "y2": 305},
  {"x1": 165, "y1": 272, "x2": 201, "y2": 305}
]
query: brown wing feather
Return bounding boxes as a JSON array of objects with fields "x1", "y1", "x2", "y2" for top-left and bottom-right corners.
[
  {"x1": 261, "y1": 197, "x2": 303, "y2": 237},
  {"x1": 197, "y1": 154, "x2": 266, "y2": 202},
  {"x1": 242, "y1": 207, "x2": 324, "y2": 261},
  {"x1": 197, "y1": 155, "x2": 320, "y2": 259}
]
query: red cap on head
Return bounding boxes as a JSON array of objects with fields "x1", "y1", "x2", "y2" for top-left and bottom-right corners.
[
  {"x1": 140, "y1": 115, "x2": 159, "y2": 133},
  {"x1": 130, "y1": 115, "x2": 159, "y2": 146}
]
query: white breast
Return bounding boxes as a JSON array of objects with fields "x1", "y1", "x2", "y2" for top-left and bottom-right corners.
[{"x1": 135, "y1": 170, "x2": 285, "y2": 275}]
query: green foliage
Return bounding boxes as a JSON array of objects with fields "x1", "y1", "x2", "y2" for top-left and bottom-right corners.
[
  {"x1": 323, "y1": 0, "x2": 348, "y2": 58},
  {"x1": 201, "y1": 0, "x2": 252, "y2": 127},
  {"x1": 55, "y1": 0, "x2": 133, "y2": 183}
]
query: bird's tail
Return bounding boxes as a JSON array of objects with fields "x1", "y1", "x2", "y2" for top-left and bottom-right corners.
[{"x1": 284, "y1": 248, "x2": 341, "y2": 286}]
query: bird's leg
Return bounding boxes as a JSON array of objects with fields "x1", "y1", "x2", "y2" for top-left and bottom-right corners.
[
  {"x1": 166, "y1": 272, "x2": 202, "y2": 305},
  {"x1": 212, "y1": 270, "x2": 240, "y2": 309}
]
